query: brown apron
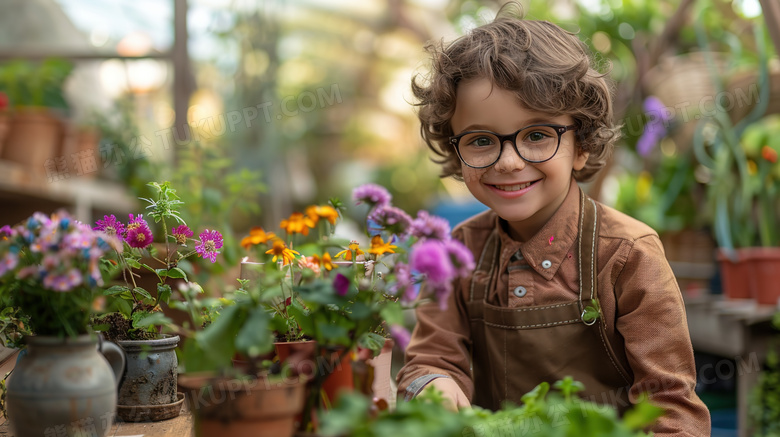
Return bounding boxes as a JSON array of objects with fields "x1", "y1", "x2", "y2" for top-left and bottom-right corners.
[{"x1": 467, "y1": 190, "x2": 634, "y2": 411}]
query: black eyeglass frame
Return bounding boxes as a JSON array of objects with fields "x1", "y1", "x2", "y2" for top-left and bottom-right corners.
[{"x1": 448, "y1": 123, "x2": 578, "y2": 169}]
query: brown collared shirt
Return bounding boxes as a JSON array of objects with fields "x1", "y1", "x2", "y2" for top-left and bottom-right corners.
[{"x1": 397, "y1": 181, "x2": 711, "y2": 436}]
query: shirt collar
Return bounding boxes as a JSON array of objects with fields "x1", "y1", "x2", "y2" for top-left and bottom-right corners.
[{"x1": 496, "y1": 180, "x2": 581, "y2": 281}]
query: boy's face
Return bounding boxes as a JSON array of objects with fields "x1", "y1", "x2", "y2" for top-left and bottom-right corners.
[{"x1": 451, "y1": 78, "x2": 588, "y2": 241}]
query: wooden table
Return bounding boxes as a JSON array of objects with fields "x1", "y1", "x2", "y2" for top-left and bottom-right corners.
[
  {"x1": 0, "y1": 351, "x2": 194, "y2": 437},
  {"x1": 684, "y1": 294, "x2": 778, "y2": 437}
]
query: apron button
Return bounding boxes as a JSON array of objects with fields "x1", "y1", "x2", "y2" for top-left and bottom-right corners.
[
  {"x1": 513, "y1": 286, "x2": 527, "y2": 298},
  {"x1": 541, "y1": 260, "x2": 552, "y2": 269}
]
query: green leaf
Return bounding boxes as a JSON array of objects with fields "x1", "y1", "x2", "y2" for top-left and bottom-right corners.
[
  {"x1": 116, "y1": 298, "x2": 133, "y2": 318},
  {"x1": 235, "y1": 307, "x2": 273, "y2": 357},
  {"x1": 155, "y1": 269, "x2": 169, "y2": 278},
  {"x1": 167, "y1": 267, "x2": 188, "y2": 281},
  {"x1": 358, "y1": 332, "x2": 386, "y2": 354},
  {"x1": 379, "y1": 303, "x2": 404, "y2": 326},
  {"x1": 622, "y1": 397, "x2": 665, "y2": 430},
  {"x1": 287, "y1": 304, "x2": 313, "y2": 336},
  {"x1": 197, "y1": 304, "x2": 243, "y2": 363},
  {"x1": 125, "y1": 258, "x2": 142, "y2": 269},
  {"x1": 157, "y1": 284, "x2": 172, "y2": 305},
  {"x1": 132, "y1": 311, "x2": 171, "y2": 329},
  {"x1": 104, "y1": 285, "x2": 130, "y2": 296},
  {"x1": 132, "y1": 287, "x2": 154, "y2": 302}
]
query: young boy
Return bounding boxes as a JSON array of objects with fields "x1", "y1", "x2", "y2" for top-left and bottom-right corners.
[{"x1": 396, "y1": 8, "x2": 711, "y2": 436}]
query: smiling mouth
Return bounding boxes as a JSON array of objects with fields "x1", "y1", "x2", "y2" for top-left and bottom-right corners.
[{"x1": 491, "y1": 180, "x2": 538, "y2": 192}]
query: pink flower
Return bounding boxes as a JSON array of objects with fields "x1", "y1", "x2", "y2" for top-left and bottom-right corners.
[
  {"x1": 390, "y1": 325, "x2": 411, "y2": 351},
  {"x1": 43, "y1": 269, "x2": 82, "y2": 292},
  {"x1": 333, "y1": 273, "x2": 350, "y2": 296},
  {"x1": 352, "y1": 184, "x2": 391, "y2": 208},
  {"x1": 125, "y1": 215, "x2": 153, "y2": 249},
  {"x1": 0, "y1": 253, "x2": 18, "y2": 276},
  {"x1": 443, "y1": 239, "x2": 475, "y2": 277},
  {"x1": 93, "y1": 215, "x2": 125, "y2": 238},
  {"x1": 171, "y1": 224, "x2": 193, "y2": 245},
  {"x1": 409, "y1": 211, "x2": 451, "y2": 241},
  {"x1": 195, "y1": 229, "x2": 223, "y2": 263},
  {"x1": 409, "y1": 240, "x2": 455, "y2": 285}
]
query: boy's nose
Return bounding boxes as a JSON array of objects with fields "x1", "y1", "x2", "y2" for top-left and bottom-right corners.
[{"x1": 493, "y1": 141, "x2": 526, "y2": 173}]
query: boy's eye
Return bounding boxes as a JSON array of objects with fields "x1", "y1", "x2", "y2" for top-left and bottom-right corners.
[
  {"x1": 467, "y1": 136, "x2": 495, "y2": 147},
  {"x1": 525, "y1": 131, "x2": 551, "y2": 143}
]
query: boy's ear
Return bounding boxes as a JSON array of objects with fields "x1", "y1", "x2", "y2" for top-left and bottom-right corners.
[{"x1": 573, "y1": 148, "x2": 589, "y2": 171}]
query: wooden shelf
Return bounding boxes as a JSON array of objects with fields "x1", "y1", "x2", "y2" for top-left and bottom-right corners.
[{"x1": 0, "y1": 160, "x2": 137, "y2": 225}]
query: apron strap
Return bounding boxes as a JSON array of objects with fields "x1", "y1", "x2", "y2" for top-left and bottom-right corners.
[
  {"x1": 577, "y1": 190, "x2": 600, "y2": 325},
  {"x1": 469, "y1": 229, "x2": 500, "y2": 303}
]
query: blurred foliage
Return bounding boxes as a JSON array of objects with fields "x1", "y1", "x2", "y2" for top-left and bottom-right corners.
[{"x1": 0, "y1": 58, "x2": 73, "y2": 111}]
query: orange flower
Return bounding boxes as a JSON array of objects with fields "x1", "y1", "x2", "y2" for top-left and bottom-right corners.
[
  {"x1": 335, "y1": 241, "x2": 364, "y2": 261},
  {"x1": 762, "y1": 145, "x2": 778, "y2": 164},
  {"x1": 368, "y1": 235, "x2": 397, "y2": 256},
  {"x1": 265, "y1": 239, "x2": 300, "y2": 265},
  {"x1": 306, "y1": 205, "x2": 340, "y2": 226},
  {"x1": 280, "y1": 212, "x2": 316, "y2": 236},
  {"x1": 241, "y1": 227, "x2": 276, "y2": 249},
  {"x1": 322, "y1": 252, "x2": 335, "y2": 271}
]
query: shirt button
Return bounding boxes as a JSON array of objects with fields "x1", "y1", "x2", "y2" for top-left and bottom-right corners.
[
  {"x1": 541, "y1": 260, "x2": 552, "y2": 269},
  {"x1": 513, "y1": 286, "x2": 527, "y2": 298}
]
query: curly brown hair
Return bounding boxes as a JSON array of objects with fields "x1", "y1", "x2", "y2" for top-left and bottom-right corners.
[{"x1": 413, "y1": 6, "x2": 620, "y2": 182}]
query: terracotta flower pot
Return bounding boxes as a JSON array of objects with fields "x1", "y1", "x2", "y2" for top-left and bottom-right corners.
[
  {"x1": 179, "y1": 373, "x2": 306, "y2": 437},
  {"x1": 2, "y1": 109, "x2": 64, "y2": 174},
  {"x1": 717, "y1": 249, "x2": 754, "y2": 300},
  {"x1": 0, "y1": 111, "x2": 9, "y2": 156},
  {"x1": 748, "y1": 247, "x2": 780, "y2": 306}
]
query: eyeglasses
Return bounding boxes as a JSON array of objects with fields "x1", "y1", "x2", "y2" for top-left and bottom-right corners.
[{"x1": 449, "y1": 124, "x2": 577, "y2": 169}]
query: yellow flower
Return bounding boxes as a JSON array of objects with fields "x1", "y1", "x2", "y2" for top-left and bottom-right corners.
[
  {"x1": 322, "y1": 252, "x2": 335, "y2": 271},
  {"x1": 241, "y1": 226, "x2": 276, "y2": 249},
  {"x1": 265, "y1": 239, "x2": 300, "y2": 265},
  {"x1": 368, "y1": 235, "x2": 397, "y2": 256},
  {"x1": 335, "y1": 241, "x2": 364, "y2": 261},
  {"x1": 306, "y1": 205, "x2": 339, "y2": 226},
  {"x1": 280, "y1": 212, "x2": 316, "y2": 236}
]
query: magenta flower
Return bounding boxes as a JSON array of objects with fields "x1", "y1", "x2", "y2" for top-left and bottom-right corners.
[
  {"x1": 333, "y1": 273, "x2": 350, "y2": 296},
  {"x1": 368, "y1": 205, "x2": 412, "y2": 235},
  {"x1": 410, "y1": 240, "x2": 455, "y2": 285},
  {"x1": 409, "y1": 211, "x2": 451, "y2": 241},
  {"x1": 444, "y1": 239, "x2": 475, "y2": 277},
  {"x1": 392, "y1": 262, "x2": 418, "y2": 304},
  {"x1": 93, "y1": 214, "x2": 125, "y2": 238},
  {"x1": 124, "y1": 214, "x2": 153, "y2": 249},
  {"x1": 352, "y1": 183, "x2": 391, "y2": 208},
  {"x1": 0, "y1": 225, "x2": 14, "y2": 238},
  {"x1": 172, "y1": 224, "x2": 194, "y2": 245},
  {"x1": 390, "y1": 325, "x2": 411, "y2": 351},
  {"x1": 195, "y1": 229, "x2": 223, "y2": 263}
]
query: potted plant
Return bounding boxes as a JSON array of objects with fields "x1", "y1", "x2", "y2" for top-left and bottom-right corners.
[
  {"x1": 238, "y1": 183, "x2": 476, "y2": 433},
  {"x1": 693, "y1": 22, "x2": 780, "y2": 304},
  {"x1": 0, "y1": 91, "x2": 9, "y2": 155},
  {"x1": 0, "y1": 211, "x2": 126, "y2": 437},
  {"x1": 91, "y1": 181, "x2": 224, "y2": 422},
  {"x1": 320, "y1": 376, "x2": 664, "y2": 437},
  {"x1": 0, "y1": 58, "x2": 73, "y2": 172}
]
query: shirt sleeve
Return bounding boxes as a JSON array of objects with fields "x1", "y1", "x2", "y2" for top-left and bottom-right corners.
[
  {"x1": 396, "y1": 265, "x2": 475, "y2": 401},
  {"x1": 615, "y1": 235, "x2": 711, "y2": 436}
]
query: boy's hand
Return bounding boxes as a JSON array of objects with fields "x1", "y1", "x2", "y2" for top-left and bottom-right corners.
[{"x1": 423, "y1": 377, "x2": 471, "y2": 411}]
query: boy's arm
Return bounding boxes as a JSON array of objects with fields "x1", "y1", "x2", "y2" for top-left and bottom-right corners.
[
  {"x1": 396, "y1": 276, "x2": 474, "y2": 402},
  {"x1": 615, "y1": 235, "x2": 711, "y2": 436}
]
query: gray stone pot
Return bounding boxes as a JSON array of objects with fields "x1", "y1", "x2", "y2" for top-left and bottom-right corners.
[
  {"x1": 6, "y1": 335, "x2": 125, "y2": 437},
  {"x1": 116, "y1": 334, "x2": 182, "y2": 422}
]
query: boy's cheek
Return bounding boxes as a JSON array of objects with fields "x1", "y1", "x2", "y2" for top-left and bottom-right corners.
[{"x1": 462, "y1": 169, "x2": 481, "y2": 183}]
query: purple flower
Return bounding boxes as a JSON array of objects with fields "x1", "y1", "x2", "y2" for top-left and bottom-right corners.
[
  {"x1": 0, "y1": 225, "x2": 14, "y2": 238},
  {"x1": 333, "y1": 273, "x2": 350, "y2": 296},
  {"x1": 195, "y1": 229, "x2": 223, "y2": 263},
  {"x1": 409, "y1": 240, "x2": 455, "y2": 285},
  {"x1": 125, "y1": 214, "x2": 153, "y2": 249},
  {"x1": 172, "y1": 224, "x2": 194, "y2": 245},
  {"x1": 637, "y1": 96, "x2": 672, "y2": 157},
  {"x1": 409, "y1": 211, "x2": 451, "y2": 241},
  {"x1": 93, "y1": 214, "x2": 125, "y2": 238},
  {"x1": 390, "y1": 325, "x2": 411, "y2": 351},
  {"x1": 392, "y1": 262, "x2": 419, "y2": 304},
  {"x1": 444, "y1": 239, "x2": 475, "y2": 277},
  {"x1": 368, "y1": 205, "x2": 412, "y2": 236},
  {"x1": 43, "y1": 268, "x2": 82, "y2": 292},
  {"x1": 352, "y1": 184, "x2": 391, "y2": 208}
]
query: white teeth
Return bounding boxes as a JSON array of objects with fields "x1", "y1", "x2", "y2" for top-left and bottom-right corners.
[{"x1": 494, "y1": 182, "x2": 533, "y2": 191}]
